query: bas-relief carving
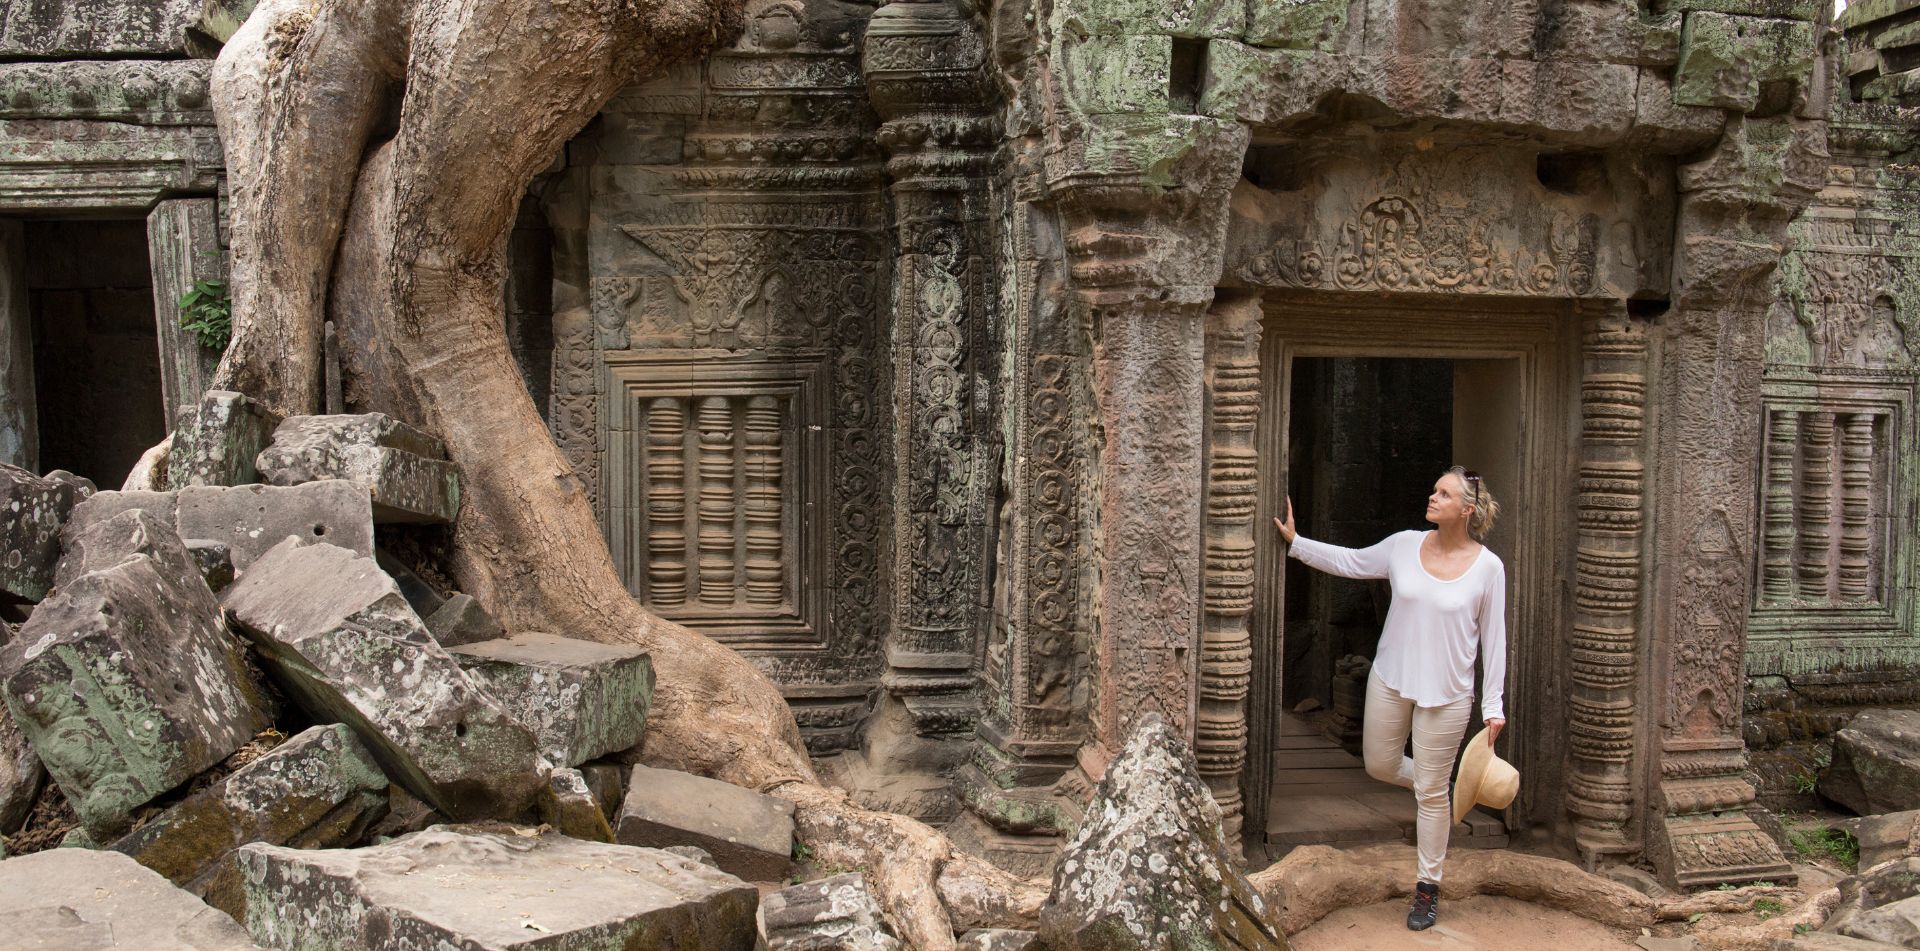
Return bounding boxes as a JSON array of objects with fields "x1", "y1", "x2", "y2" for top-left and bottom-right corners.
[
  {"x1": 1225, "y1": 145, "x2": 1670, "y2": 300},
  {"x1": 1769, "y1": 216, "x2": 1919, "y2": 370}
]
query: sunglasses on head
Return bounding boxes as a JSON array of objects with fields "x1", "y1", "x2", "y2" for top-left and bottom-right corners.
[{"x1": 1450, "y1": 466, "x2": 1482, "y2": 506}]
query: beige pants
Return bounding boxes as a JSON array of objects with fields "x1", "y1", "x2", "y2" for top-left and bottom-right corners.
[{"x1": 1364, "y1": 669, "x2": 1473, "y2": 885}]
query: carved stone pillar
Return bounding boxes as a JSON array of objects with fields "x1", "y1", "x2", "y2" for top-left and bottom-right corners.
[
  {"x1": 1201, "y1": 295, "x2": 1262, "y2": 849},
  {"x1": 1052, "y1": 116, "x2": 1250, "y2": 765},
  {"x1": 864, "y1": 0, "x2": 1001, "y2": 742},
  {"x1": 0, "y1": 219, "x2": 34, "y2": 471},
  {"x1": 146, "y1": 198, "x2": 224, "y2": 425},
  {"x1": 1567, "y1": 305, "x2": 1649, "y2": 860},
  {"x1": 1646, "y1": 116, "x2": 1823, "y2": 888}
]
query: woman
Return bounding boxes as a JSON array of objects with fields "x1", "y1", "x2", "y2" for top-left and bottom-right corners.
[{"x1": 1272, "y1": 466, "x2": 1507, "y2": 932}]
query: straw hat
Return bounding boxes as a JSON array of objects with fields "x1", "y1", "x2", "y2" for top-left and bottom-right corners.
[{"x1": 1452, "y1": 728, "x2": 1520, "y2": 825}]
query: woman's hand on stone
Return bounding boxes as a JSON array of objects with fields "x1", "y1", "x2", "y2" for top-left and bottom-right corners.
[{"x1": 1272, "y1": 496, "x2": 1296, "y2": 545}]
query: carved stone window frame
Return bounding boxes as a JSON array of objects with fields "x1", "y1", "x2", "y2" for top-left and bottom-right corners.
[
  {"x1": 1748, "y1": 373, "x2": 1916, "y2": 673},
  {"x1": 601, "y1": 349, "x2": 832, "y2": 650}
]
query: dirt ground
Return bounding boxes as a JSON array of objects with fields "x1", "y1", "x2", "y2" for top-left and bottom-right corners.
[{"x1": 1291, "y1": 894, "x2": 1642, "y2": 951}]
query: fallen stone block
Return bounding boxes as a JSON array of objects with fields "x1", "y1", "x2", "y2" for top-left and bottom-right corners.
[
  {"x1": 426, "y1": 592, "x2": 504, "y2": 647},
  {"x1": 3, "y1": 556, "x2": 270, "y2": 836},
  {"x1": 1823, "y1": 857, "x2": 1920, "y2": 947},
  {"x1": 759, "y1": 872, "x2": 902, "y2": 950},
  {"x1": 449, "y1": 632, "x2": 652, "y2": 767},
  {"x1": 0, "y1": 463, "x2": 93, "y2": 602},
  {"x1": 257, "y1": 413, "x2": 461, "y2": 524},
  {"x1": 539, "y1": 767, "x2": 613, "y2": 842},
  {"x1": 221, "y1": 539, "x2": 542, "y2": 820},
  {"x1": 0, "y1": 848, "x2": 262, "y2": 950},
  {"x1": 361, "y1": 784, "x2": 445, "y2": 843},
  {"x1": 960, "y1": 930, "x2": 1040, "y2": 951},
  {"x1": 1842, "y1": 811, "x2": 1920, "y2": 869},
  {"x1": 1, "y1": 694, "x2": 44, "y2": 833},
  {"x1": 230, "y1": 827, "x2": 758, "y2": 950},
  {"x1": 1822, "y1": 709, "x2": 1920, "y2": 816},
  {"x1": 54, "y1": 507, "x2": 203, "y2": 590},
  {"x1": 616, "y1": 764, "x2": 795, "y2": 882},
  {"x1": 178, "y1": 482, "x2": 375, "y2": 572},
  {"x1": 168, "y1": 390, "x2": 281, "y2": 488},
  {"x1": 1037, "y1": 713, "x2": 1286, "y2": 950},
  {"x1": 110, "y1": 724, "x2": 389, "y2": 893}
]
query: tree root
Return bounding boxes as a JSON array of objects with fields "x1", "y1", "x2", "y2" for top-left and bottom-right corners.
[{"x1": 1246, "y1": 842, "x2": 1839, "y2": 943}]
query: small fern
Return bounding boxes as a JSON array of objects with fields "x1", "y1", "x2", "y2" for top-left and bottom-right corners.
[{"x1": 178, "y1": 279, "x2": 232, "y2": 351}]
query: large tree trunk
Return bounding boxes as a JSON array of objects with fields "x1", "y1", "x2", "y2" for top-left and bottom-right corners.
[{"x1": 212, "y1": 0, "x2": 1043, "y2": 946}]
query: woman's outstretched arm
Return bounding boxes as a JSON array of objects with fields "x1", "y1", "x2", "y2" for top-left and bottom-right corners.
[{"x1": 1275, "y1": 497, "x2": 1398, "y2": 580}]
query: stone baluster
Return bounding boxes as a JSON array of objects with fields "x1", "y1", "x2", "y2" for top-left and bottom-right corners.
[
  {"x1": 645, "y1": 397, "x2": 689, "y2": 607},
  {"x1": 1837, "y1": 412, "x2": 1874, "y2": 601},
  {"x1": 695, "y1": 395, "x2": 737, "y2": 606},
  {"x1": 1566, "y1": 308, "x2": 1648, "y2": 860},
  {"x1": 1797, "y1": 411, "x2": 1835, "y2": 600},
  {"x1": 743, "y1": 395, "x2": 786, "y2": 607},
  {"x1": 1200, "y1": 296, "x2": 1262, "y2": 851},
  {"x1": 1760, "y1": 409, "x2": 1797, "y2": 603}
]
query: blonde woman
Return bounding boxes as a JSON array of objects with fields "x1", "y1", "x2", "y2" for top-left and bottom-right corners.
[{"x1": 1272, "y1": 466, "x2": 1507, "y2": 931}]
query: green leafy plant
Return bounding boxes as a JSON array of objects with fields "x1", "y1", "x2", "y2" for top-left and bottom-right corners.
[
  {"x1": 791, "y1": 838, "x2": 814, "y2": 862},
  {"x1": 1754, "y1": 897, "x2": 1785, "y2": 919},
  {"x1": 178, "y1": 279, "x2": 232, "y2": 351}
]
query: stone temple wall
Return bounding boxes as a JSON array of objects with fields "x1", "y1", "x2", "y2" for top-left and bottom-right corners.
[
  {"x1": 1743, "y1": 2, "x2": 1920, "y2": 812},
  {"x1": 4, "y1": 0, "x2": 1920, "y2": 894}
]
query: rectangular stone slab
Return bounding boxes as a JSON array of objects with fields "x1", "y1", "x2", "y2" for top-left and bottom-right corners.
[
  {"x1": 449, "y1": 632, "x2": 653, "y2": 767},
  {"x1": 0, "y1": 848, "x2": 263, "y2": 950},
  {"x1": 0, "y1": 463, "x2": 92, "y2": 601},
  {"x1": 110, "y1": 723, "x2": 389, "y2": 892},
  {"x1": 2, "y1": 555, "x2": 270, "y2": 836},
  {"x1": 219, "y1": 539, "x2": 542, "y2": 820},
  {"x1": 229, "y1": 827, "x2": 758, "y2": 950},
  {"x1": 257, "y1": 414, "x2": 460, "y2": 524},
  {"x1": 176, "y1": 482, "x2": 374, "y2": 572},
  {"x1": 616, "y1": 764, "x2": 796, "y2": 882}
]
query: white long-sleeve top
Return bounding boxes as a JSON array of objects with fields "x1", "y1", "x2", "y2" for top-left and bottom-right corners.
[{"x1": 1289, "y1": 530, "x2": 1507, "y2": 720}]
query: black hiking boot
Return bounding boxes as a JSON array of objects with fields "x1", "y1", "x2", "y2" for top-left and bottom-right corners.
[{"x1": 1407, "y1": 881, "x2": 1439, "y2": 931}]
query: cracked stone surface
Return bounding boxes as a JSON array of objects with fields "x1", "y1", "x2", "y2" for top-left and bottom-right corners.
[
  {"x1": 220, "y1": 539, "x2": 542, "y2": 821},
  {"x1": 229, "y1": 826, "x2": 759, "y2": 949},
  {"x1": 759, "y1": 872, "x2": 903, "y2": 950},
  {"x1": 448, "y1": 632, "x2": 653, "y2": 767},
  {"x1": 1037, "y1": 713, "x2": 1287, "y2": 950}
]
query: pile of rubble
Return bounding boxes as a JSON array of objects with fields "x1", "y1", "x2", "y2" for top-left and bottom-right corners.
[{"x1": 0, "y1": 392, "x2": 807, "y2": 949}]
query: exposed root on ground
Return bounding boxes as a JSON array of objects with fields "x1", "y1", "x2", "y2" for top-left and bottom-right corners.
[{"x1": 1247, "y1": 842, "x2": 1838, "y2": 945}]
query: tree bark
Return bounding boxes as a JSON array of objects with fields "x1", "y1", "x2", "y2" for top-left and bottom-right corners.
[{"x1": 211, "y1": 1, "x2": 1042, "y2": 946}]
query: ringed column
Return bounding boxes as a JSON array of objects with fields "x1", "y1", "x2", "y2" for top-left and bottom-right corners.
[{"x1": 864, "y1": 1, "x2": 1002, "y2": 739}]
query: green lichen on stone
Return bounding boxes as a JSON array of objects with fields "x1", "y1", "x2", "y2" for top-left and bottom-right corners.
[
  {"x1": 1197, "y1": 39, "x2": 1304, "y2": 120},
  {"x1": 1656, "y1": 0, "x2": 1823, "y2": 22},
  {"x1": 1055, "y1": 0, "x2": 1244, "y2": 40},
  {"x1": 1244, "y1": 0, "x2": 1348, "y2": 50},
  {"x1": 1075, "y1": 114, "x2": 1239, "y2": 187},
  {"x1": 1673, "y1": 12, "x2": 1815, "y2": 112},
  {"x1": 1060, "y1": 32, "x2": 1172, "y2": 115}
]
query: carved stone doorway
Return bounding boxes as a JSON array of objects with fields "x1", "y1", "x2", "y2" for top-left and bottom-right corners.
[{"x1": 1244, "y1": 295, "x2": 1575, "y2": 860}]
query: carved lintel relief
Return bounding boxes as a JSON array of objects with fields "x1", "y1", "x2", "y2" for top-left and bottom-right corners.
[
  {"x1": 865, "y1": 0, "x2": 1000, "y2": 736},
  {"x1": 1201, "y1": 296, "x2": 1263, "y2": 852},
  {"x1": 1239, "y1": 194, "x2": 1603, "y2": 297},
  {"x1": 1566, "y1": 309, "x2": 1648, "y2": 859}
]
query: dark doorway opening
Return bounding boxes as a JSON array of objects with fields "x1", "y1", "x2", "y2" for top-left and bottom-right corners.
[{"x1": 26, "y1": 219, "x2": 166, "y2": 487}]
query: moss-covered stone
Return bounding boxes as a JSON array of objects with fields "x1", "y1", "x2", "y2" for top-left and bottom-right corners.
[
  {"x1": 1243, "y1": 0, "x2": 1348, "y2": 50},
  {"x1": 448, "y1": 632, "x2": 652, "y2": 768},
  {"x1": 1673, "y1": 12, "x2": 1815, "y2": 112}
]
